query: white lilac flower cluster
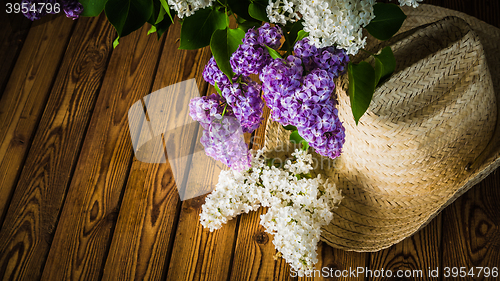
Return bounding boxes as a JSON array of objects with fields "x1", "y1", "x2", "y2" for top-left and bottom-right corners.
[
  {"x1": 168, "y1": 0, "x2": 215, "y2": 18},
  {"x1": 266, "y1": 0, "x2": 422, "y2": 54},
  {"x1": 266, "y1": 0, "x2": 302, "y2": 25},
  {"x1": 200, "y1": 149, "x2": 343, "y2": 276},
  {"x1": 397, "y1": 0, "x2": 423, "y2": 8}
]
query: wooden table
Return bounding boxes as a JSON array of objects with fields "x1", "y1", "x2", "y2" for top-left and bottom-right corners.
[{"x1": 1, "y1": 1, "x2": 499, "y2": 280}]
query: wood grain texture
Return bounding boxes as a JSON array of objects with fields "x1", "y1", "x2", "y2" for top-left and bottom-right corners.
[
  {"x1": 369, "y1": 217, "x2": 442, "y2": 281},
  {"x1": 228, "y1": 207, "x2": 279, "y2": 281},
  {"x1": 0, "y1": 8, "x2": 31, "y2": 99},
  {"x1": 317, "y1": 247, "x2": 368, "y2": 281},
  {"x1": 0, "y1": 15, "x2": 114, "y2": 281},
  {"x1": 0, "y1": 1, "x2": 498, "y2": 281},
  {"x1": 165, "y1": 72, "x2": 255, "y2": 281},
  {"x1": 101, "y1": 20, "x2": 211, "y2": 281},
  {"x1": 166, "y1": 194, "x2": 238, "y2": 281},
  {"x1": 0, "y1": 14, "x2": 74, "y2": 227},
  {"x1": 40, "y1": 23, "x2": 165, "y2": 281},
  {"x1": 165, "y1": 127, "x2": 239, "y2": 281},
  {"x1": 227, "y1": 108, "x2": 282, "y2": 281},
  {"x1": 441, "y1": 172, "x2": 500, "y2": 281}
]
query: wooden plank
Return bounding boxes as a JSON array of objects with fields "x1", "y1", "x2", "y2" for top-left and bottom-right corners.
[
  {"x1": 228, "y1": 207, "x2": 279, "y2": 281},
  {"x1": 0, "y1": 15, "x2": 114, "y2": 281},
  {"x1": 39, "y1": 24, "x2": 165, "y2": 281},
  {"x1": 369, "y1": 217, "x2": 441, "y2": 281},
  {"x1": 319, "y1": 246, "x2": 368, "y2": 281},
  {"x1": 0, "y1": 10, "x2": 31, "y2": 99},
  {"x1": 226, "y1": 108, "x2": 282, "y2": 281},
  {"x1": 165, "y1": 192, "x2": 238, "y2": 281},
  {"x1": 101, "y1": 20, "x2": 212, "y2": 280},
  {"x1": 272, "y1": 244, "x2": 368, "y2": 281},
  {"x1": 165, "y1": 81, "x2": 255, "y2": 280},
  {"x1": 441, "y1": 172, "x2": 500, "y2": 280},
  {"x1": 0, "y1": 14, "x2": 74, "y2": 226}
]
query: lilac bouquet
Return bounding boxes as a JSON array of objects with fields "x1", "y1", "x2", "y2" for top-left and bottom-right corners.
[{"x1": 190, "y1": 23, "x2": 349, "y2": 170}]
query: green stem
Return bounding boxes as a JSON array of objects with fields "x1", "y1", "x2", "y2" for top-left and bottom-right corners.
[
  {"x1": 216, "y1": 0, "x2": 230, "y2": 26},
  {"x1": 221, "y1": 103, "x2": 228, "y2": 118}
]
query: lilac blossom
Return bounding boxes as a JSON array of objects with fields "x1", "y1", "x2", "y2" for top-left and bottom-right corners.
[
  {"x1": 60, "y1": 0, "x2": 84, "y2": 20},
  {"x1": 220, "y1": 77, "x2": 263, "y2": 133},
  {"x1": 261, "y1": 39, "x2": 348, "y2": 159},
  {"x1": 203, "y1": 57, "x2": 230, "y2": 87},
  {"x1": 257, "y1": 23, "x2": 283, "y2": 49},
  {"x1": 230, "y1": 44, "x2": 270, "y2": 76},
  {"x1": 200, "y1": 116, "x2": 251, "y2": 172},
  {"x1": 189, "y1": 95, "x2": 250, "y2": 171}
]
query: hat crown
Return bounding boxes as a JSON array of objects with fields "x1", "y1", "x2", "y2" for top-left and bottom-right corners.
[
  {"x1": 334, "y1": 16, "x2": 497, "y2": 194},
  {"x1": 264, "y1": 10, "x2": 500, "y2": 251}
]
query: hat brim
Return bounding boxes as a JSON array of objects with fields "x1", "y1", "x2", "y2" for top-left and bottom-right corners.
[{"x1": 264, "y1": 4, "x2": 500, "y2": 252}]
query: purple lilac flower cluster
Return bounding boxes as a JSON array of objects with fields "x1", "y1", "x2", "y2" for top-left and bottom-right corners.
[
  {"x1": 260, "y1": 38, "x2": 349, "y2": 159},
  {"x1": 190, "y1": 24, "x2": 284, "y2": 170},
  {"x1": 22, "y1": 0, "x2": 83, "y2": 21},
  {"x1": 203, "y1": 58, "x2": 263, "y2": 133},
  {"x1": 189, "y1": 94, "x2": 251, "y2": 172},
  {"x1": 221, "y1": 76, "x2": 263, "y2": 133},
  {"x1": 189, "y1": 93, "x2": 231, "y2": 128},
  {"x1": 200, "y1": 116, "x2": 252, "y2": 172},
  {"x1": 61, "y1": 0, "x2": 84, "y2": 20},
  {"x1": 230, "y1": 23, "x2": 282, "y2": 76}
]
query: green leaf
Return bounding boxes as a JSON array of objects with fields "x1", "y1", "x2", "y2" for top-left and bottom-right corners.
[
  {"x1": 290, "y1": 130, "x2": 310, "y2": 151},
  {"x1": 365, "y1": 3, "x2": 406, "y2": 41},
  {"x1": 79, "y1": 0, "x2": 107, "y2": 17},
  {"x1": 265, "y1": 45, "x2": 282, "y2": 59},
  {"x1": 283, "y1": 20, "x2": 304, "y2": 44},
  {"x1": 159, "y1": 0, "x2": 174, "y2": 23},
  {"x1": 373, "y1": 46, "x2": 395, "y2": 86},
  {"x1": 147, "y1": 0, "x2": 162, "y2": 25},
  {"x1": 105, "y1": 0, "x2": 154, "y2": 45},
  {"x1": 348, "y1": 62, "x2": 376, "y2": 125},
  {"x1": 228, "y1": 0, "x2": 252, "y2": 21},
  {"x1": 214, "y1": 81, "x2": 223, "y2": 96},
  {"x1": 179, "y1": 7, "x2": 227, "y2": 50},
  {"x1": 210, "y1": 27, "x2": 246, "y2": 80},
  {"x1": 148, "y1": 25, "x2": 157, "y2": 35},
  {"x1": 281, "y1": 20, "x2": 303, "y2": 54},
  {"x1": 155, "y1": 4, "x2": 166, "y2": 24},
  {"x1": 147, "y1": 2, "x2": 173, "y2": 40},
  {"x1": 282, "y1": 125, "x2": 297, "y2": 131},
  {"x1": 294, "y1": 30, "x2": 309, "y2": 44},
  {"x1": 113, "y1": 37, "x2": 120, "y2": 48},
  {"x1": 237, "y1": 17, "x2": 261, "y2": 32},
  {"x1": 248, "y1": 1, "x2": 269, "y2": 22},
  {"x1": 154, "y1": 16, "x2": 173, "y2": 39}
]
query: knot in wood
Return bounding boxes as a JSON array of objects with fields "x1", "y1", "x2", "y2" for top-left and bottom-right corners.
[{"x1": 253, "y1": 231, "x2": 269, "y2": 245}]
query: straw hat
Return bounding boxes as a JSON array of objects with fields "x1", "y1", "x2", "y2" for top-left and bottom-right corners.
[{"x1": 263, "y1": 4, "x2": 500, "y2": 251}]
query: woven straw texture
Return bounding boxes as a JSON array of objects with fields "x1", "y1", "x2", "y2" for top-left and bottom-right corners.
[{"x1": 263, "y1": 5, "x2": 500, "y2": 252}]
